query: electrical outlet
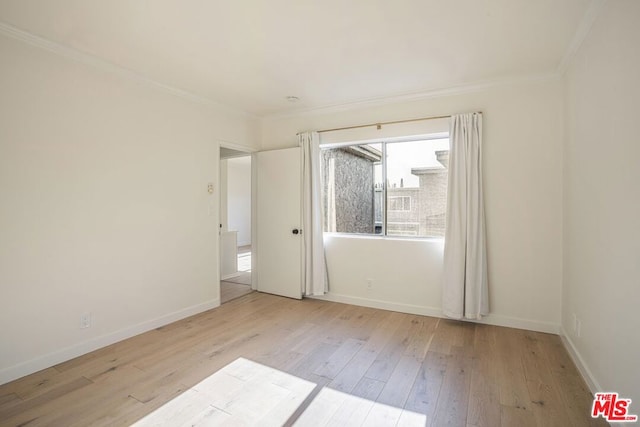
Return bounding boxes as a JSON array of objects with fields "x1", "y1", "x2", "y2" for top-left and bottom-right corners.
[
  {"x1": 366, "y1": 279, "x2": 373, "y2": 290},
  {"x1": 576, "y1": 319, "x2": 581, "y2": 338},
  {"x1": 80, "y1": 312, "x2": 91, "y2": 329}
]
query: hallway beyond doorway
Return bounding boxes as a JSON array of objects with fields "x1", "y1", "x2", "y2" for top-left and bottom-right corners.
[{"x1": 221, "y1": 245, "x2": 252, "y2": 304}]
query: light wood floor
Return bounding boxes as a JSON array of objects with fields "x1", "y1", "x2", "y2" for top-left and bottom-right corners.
[
  {"x1": 223, "y1": 271, "x2": 252, "y2": 286},
  {"x1": 220, "y1": 281, "x2": 253, "y2": 304},
  {"x1": 0, "y1": 293, "x2": 605, "y2": 426}
]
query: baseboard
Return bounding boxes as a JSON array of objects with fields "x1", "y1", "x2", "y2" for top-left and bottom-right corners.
[
  {"x1": 311, "y1": 292, "x2": 560, "y2": 334},
  {"x1": 311, "y1": 293, "x2": 443, "y2": 318},
  {"x1": 559, "y1": 326, "x2": 602, "y2": 394},
  {"x1": 0, "y1": 298, "x2": 220, "y2": 386},
  {"x1": 557, "y1": 328, "x2": 624, "y2": 424},
  {"x1": 483, "y1": 312, "x2": 560, "y2": 334},
  {"x1": 221, "y1": 272, "x2": 241, "y2": 280}
]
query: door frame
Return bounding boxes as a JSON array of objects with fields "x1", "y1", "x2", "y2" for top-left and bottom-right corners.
[{"x1": 218, "y1": 141, "x2": 256, "y2": 306}]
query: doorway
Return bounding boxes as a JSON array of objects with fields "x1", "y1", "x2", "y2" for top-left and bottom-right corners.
[{"x1": 220, "y1": 147, "x2": 253, "y2": 304}]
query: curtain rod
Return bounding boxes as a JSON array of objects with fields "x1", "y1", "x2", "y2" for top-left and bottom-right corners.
[{"x1": 297, "y1": 114, "x2": 455, "y2": 136}]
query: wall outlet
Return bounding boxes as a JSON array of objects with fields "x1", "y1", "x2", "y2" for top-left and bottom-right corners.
[
  {"x1": 576, "y1": 319, "x2": 581, "y2": 338},
  {"x1": 366, "y1": 279, "x2": 373, "y2": 290},
  {"x1": 80, "y1": 312, "x2": 91, "y2": 329}
]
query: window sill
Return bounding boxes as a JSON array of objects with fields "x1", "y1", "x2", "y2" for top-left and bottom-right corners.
[{"x1": 323, "y1": 232, "x2": 444, "y2": 243}]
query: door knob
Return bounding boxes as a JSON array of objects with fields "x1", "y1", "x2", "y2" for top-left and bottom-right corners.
[{"x1": 292, "y1": 229, "x2": 300, "y2": 235}]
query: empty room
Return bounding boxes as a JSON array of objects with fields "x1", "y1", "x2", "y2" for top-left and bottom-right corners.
[{"x1": 0, "y1": 1, "x2": 638, "y2": 426}]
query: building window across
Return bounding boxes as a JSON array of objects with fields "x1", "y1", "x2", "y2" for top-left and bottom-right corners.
[
  {"x1": 389, "y1": 196, "x2": 412, "y2": 212},
  {"x1": 321, "y1": 135, "x2": 449, "y2": 238}
]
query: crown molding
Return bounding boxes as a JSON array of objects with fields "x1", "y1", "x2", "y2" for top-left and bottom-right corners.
[
  {"x1": 262, "y1": 72, "x2": 560, "y2": 121},
  {"x1": 557, "y1": 0, "x2": 608, "y2": 75},
  {"x1": 0, "y1": 21, "x2": 256, "y2": 119},
  {"x1": 2, "y1": 3, "x2": 595, "y2": 123}
]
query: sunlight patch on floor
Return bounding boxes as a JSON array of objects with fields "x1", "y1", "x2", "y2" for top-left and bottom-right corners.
[
  {"x1": 132, "y1": 358, "x2": 314, "y2": 426},
  {"x1": 294, "y1": 387, "x2": 427, "y2": 426},
  {"x1": 238, "y1": 252, "x2": 251, "y2": 272},
  {"x1": 132, "y1": 357, "x2": 427, "y2": 426}
]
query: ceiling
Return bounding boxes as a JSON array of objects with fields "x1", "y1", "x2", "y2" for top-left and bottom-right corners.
[{"x1": 0, "y1": 0, "x2": 592, "y2": 117}]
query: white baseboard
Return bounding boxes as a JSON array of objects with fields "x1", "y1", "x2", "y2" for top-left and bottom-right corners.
[
  {"x1": 0, "y1": 298, "x2": 220, "y2": 386},
  {"x1": 311, "y1": 292, "x2": 560, "y2": 334},
  {"x1": 557, "y1": 328, "x2": 625, "y2": 425},
  {"x1": 311, "y1": 293, "x2": 442, "y2": 317},
  {"x1": 559, "y1": 326, "x2": 602, "y2": 394},
  {"x1": 483, "y1": 312, "x2": 560, "y2": 334},
  {"x1": 221, "y1": 272, "x2": 241, "y2": 280}
]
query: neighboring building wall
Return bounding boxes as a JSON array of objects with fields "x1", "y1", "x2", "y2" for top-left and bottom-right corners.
[
  {"x1": 413, "y1": 168, "x2": 447, "y2": 237},
  {"x1": 388, "y1": 150, "x2": 449, "y2": 237},
  {"x1": 324, "y1": 147, "x2": 449, "y2": 237},
  {"x1": 386, "y1": 188, "x2": 420, "y2": 236},
  {"x1": 415, "y1": 150, "x2": 448, "y2": 237},
  {"x1": 322, "y1": 148, "x2": 376, "y2": 234}
]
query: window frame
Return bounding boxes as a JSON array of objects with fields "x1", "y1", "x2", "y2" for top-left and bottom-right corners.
[{"x1": 320, "y1": 132, "x2": 449, "y2": 240}]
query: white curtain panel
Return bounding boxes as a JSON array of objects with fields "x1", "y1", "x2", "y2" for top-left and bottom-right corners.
[
  {"x1": 442, "y1": 112, "x2": 489, "y2": 320},
  {"x1": 300, "y1": 131, "x2": 328, "y2": 296}
]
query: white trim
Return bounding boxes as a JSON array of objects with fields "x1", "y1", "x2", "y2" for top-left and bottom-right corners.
[
  {"x1": 219, "y1": 140, "x2": 257, "y2": 154},
  {"x1": 557, "y1": 0, "x2": 608, "y2": 75},
  {"x1": 320, "y1": 132, "x2": 450, "y2": 149},
  {"x1": 1, "y1": 6, "x2": 601, "y2": 120},
  {"x1": 310, "y1": 292, "x2": 442, "y2": 317},
  {"x1": 559, "y1": 326, "x2": 603, "y2": 394},
  {"x1": 0, "y1": 299, "x2": 219, "y2": 386},
  {"x1": 0, "y1": 21, "x2": 254, "y2": 119},
  {"x1": 311, "y1": 292, "x2": 560, "y2": 334},
  {"x1": 263, "y1": 73, "x2": 559, "y2": 120},
  {"x1": 0, "y1": 18, "x2": 577, "y2": 120}
]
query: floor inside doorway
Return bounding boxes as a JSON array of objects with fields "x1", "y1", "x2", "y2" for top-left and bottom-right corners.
[{"x1": 221, "y1": 245, "x2": 252, "y2": 304}]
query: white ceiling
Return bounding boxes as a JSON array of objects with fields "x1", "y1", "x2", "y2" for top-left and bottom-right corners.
[{"x1": 0, "y1": 0, "x2": 592, "y2": 117}]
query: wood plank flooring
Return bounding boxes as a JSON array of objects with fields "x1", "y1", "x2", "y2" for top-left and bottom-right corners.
[
  {"x1": 0, "y1": 293, "x2": 606, "y2": 426},
  {"x1": 220, "y1": 281, "x2": 253, "y2": 304}
]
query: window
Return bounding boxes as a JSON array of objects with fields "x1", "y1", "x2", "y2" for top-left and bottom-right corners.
[
  {"x1": 389, "y1": 196, "x2": 411, "y2": 211},
  {"x1": 321, "y1": 136, "x2": 449, "y2": 238}
]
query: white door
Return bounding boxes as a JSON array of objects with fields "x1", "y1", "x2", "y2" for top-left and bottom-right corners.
[{"x1": 255, "y1": 147, "x2": 302, "y2": 299}]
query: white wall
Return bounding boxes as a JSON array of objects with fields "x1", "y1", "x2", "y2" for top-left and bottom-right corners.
[
  {"x1": 563, "y1": 0, "x2": 640, "y2": 402},
  {"x1": 0, "y1": 33, "x2": 258, "y2": 384},
  {"x1": 226, "y1": 157, "x2": 252, "y2": 246},
  {"x1": 261, "y1": 78, "x2": 564, "y2": 333}
]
